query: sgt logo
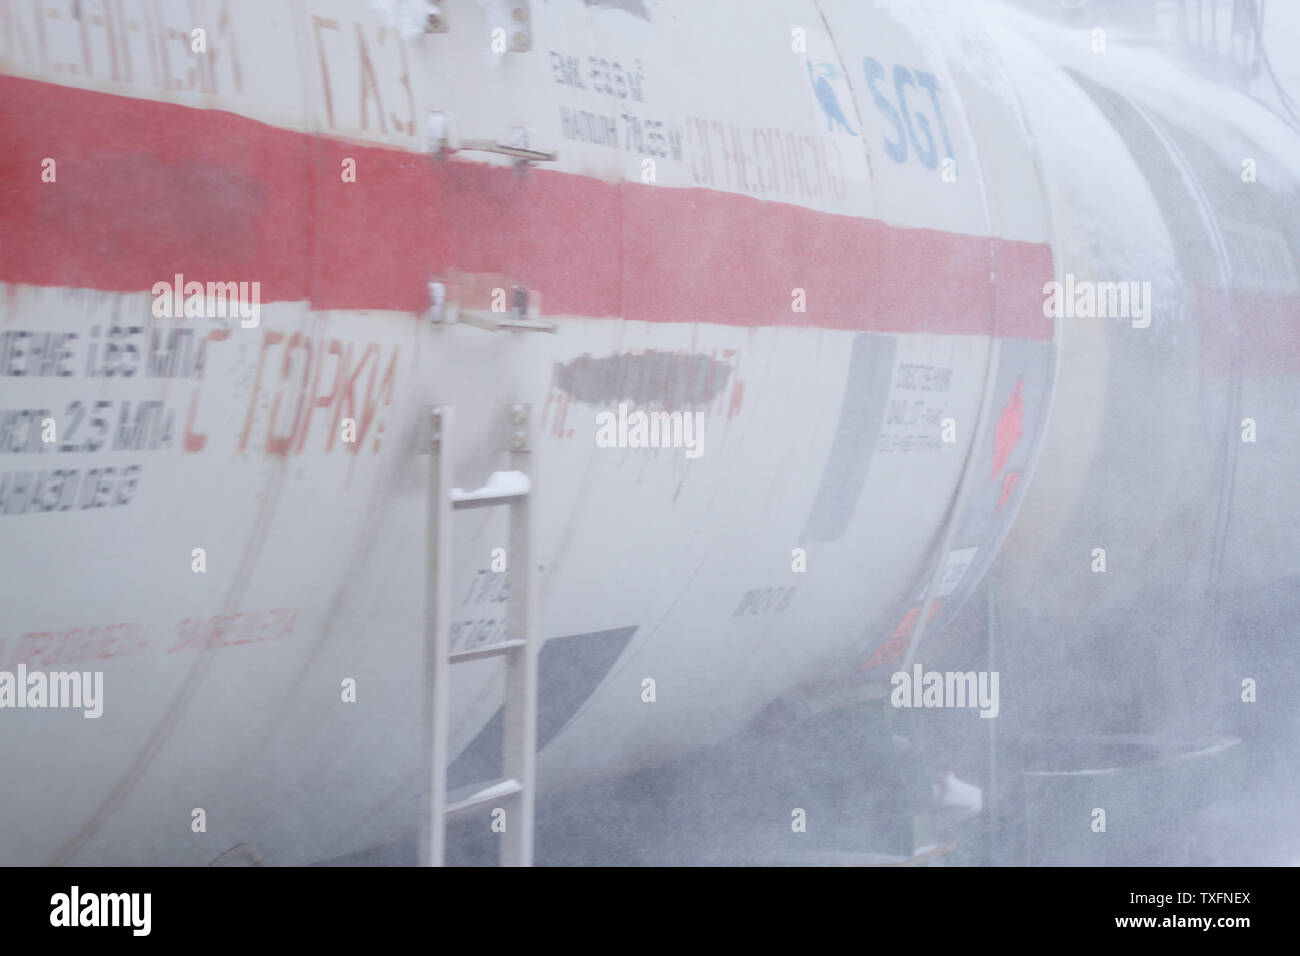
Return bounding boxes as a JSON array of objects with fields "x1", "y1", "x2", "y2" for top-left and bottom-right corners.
[
  {"x1": 50, "y1": 886, "x2": 151, "y2": 936},
  {"x1": 806, "y1": 61, "x2": 858, "y2": 136}
]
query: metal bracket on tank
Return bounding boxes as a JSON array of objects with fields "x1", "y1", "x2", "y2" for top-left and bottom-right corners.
[
  {"x1": 423, "y1": 4, "x2": 449, "y2": 33},
  {"x1": 423, "y1": 2, "x2": 531, "y2": 46},
  {"x1": 457, "y1": 139, "x2": 557, "y2": 166},
  {"x1": 492, "y1": 0, "x2": 533, "y2": 51},
  {"x1": 424, "y1": 113, "x2": 555, "y2": 166},
  {"x1": 427, "y1": 273, "x2": 555, "y2": 332},
  {"x1": 458, "y1": 124, "x2": 557, "y2": 167}
]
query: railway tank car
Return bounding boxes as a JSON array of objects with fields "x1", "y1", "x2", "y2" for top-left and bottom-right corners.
[
  {"x1": 977, "y1": 2, "x2": 1300, "y2": 732},
  {"x1": 0, "y1": 0, "x2": 1290, "y2": 866},
  {"x1": 838, "y1": 1, "x2": 1300, "y2": 866}
]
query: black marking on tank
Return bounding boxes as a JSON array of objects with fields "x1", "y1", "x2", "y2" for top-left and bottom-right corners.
[
  {"x1": 800, "y1": 333, "x2": 896, "y2": 543},
  {"x1": 552, "y1": 351, "x2": 732, "y2": 407}
]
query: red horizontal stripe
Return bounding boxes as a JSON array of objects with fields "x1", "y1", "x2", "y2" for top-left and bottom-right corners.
[
  {"x1": 0, "y1": 75, "x2": 1053, "y2": 339},
  {"x1": 1199, "y1": 286, "x2": 1300, "y2": 376}
]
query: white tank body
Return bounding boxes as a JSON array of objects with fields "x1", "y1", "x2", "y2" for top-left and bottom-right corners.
[{"x1": 0, "y1": 0, "x2": 1061, "y2": 864}]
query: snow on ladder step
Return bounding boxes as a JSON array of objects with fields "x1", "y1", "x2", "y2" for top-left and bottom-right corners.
[{"x1": 450, "y1": 470, "x2": 531, "y2": 509}]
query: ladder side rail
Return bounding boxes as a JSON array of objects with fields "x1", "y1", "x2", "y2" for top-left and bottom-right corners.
[
  {"x1": 501, "y1": 405, "x2": 539, "y2": 866},
  {"x1": 420, "y1": 407, "x2": 455, "y2": 867}
]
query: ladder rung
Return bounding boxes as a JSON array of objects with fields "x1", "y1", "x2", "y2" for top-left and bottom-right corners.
[
  {"x1": 445, "y1": 778, "x2": 524, "y2": 817},
  {"x1": 452, "y1": 493, "x2": 527, "y2": 510},
  {"x1": 458, "y1": 310, "x2": 557, "y2": 333},
  {"x1": 449, "y1": 639, "x2": 526, "y2": 663},
  {"x1": 450, "y1": 471, "x2": 531, "y2": 510}
]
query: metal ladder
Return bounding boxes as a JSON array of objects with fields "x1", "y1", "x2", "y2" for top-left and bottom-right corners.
[{"x1": 421, "y1": 404, "x2": 538, "y2": 866}]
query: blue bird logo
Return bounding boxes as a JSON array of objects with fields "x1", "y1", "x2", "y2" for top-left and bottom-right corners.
[{"x1": 807, "y1": 61, "x2": 857, "y2": 136}]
